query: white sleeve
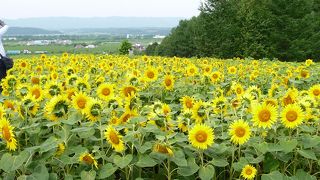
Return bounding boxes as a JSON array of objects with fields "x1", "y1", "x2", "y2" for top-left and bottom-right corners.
[{"x1": 0, "y1": 25, "x2": 9, "y2": 36}]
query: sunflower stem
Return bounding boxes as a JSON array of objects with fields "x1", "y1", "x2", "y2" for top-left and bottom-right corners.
[{"x1": 99, "y1": 120, "x2": 105, "y2": 165}]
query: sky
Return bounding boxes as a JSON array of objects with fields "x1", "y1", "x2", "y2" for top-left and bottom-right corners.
[{"x1": 1, "y1": 0, "x2": 202, "y2": 19}]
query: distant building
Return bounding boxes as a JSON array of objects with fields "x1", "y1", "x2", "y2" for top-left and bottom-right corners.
[
  {"x1": 6, "y1": 50, "x2": 21, "y2": 55},
  {"x1": 85, "y1": 45, "x2": 96, "y2": 49},
  {"x1": 153, "y1": 35, "x2": 166, "y2": 39},
  {"x1": 75, "y1": 45, "x2": 85, "y2": 49},
  {"x1": 34, "y1": 51, "x2": 48, "y2": 54},
  {"x1": 23, "y1": 50, "x2": 32, "y2": 54}
]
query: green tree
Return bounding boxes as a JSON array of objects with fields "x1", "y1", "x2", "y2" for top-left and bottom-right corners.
[
  {"x1": 145, "y1": 42, "x2": 159, "y2": 55},
  {"x1": 119, "y1": 40, "x2": 132, "y2": 55}
]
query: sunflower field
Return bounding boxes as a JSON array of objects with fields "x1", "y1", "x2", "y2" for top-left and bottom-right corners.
[{"x1": 0, "y1": 54, "x2": 319, "y2": 180}]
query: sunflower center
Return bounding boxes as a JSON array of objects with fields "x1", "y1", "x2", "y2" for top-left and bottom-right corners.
[
  {"x1": 21, "y1": 62, "x2": 27, "y2": 67},
  {"x1": 124, "y1": 87, "x2": 136, "y2": 97},
  {"x1": 102, "y1": 88, "x2": 111, "y2": 96},
  {"x1": 258, "y1": 109, "x2": 271, "y2": 122},
  {"x1": 2, "y1": 126, "x2": 11, "y2": 141},
  {"x1": 212, "y1": 73, "x2": 218, "y2": 79},
  {"x1": 147, "y1": 71, "x2": 155, "y2": 79},
  {"x1": 165, "y1": 78, "x2": 172, "y2": 86},
  {"x1": 313, "y1": 89, "x2": 320, "y2": 96},
  {"x1": 122, "y1": 113, "x2": 131, "y2": 123},
  {"x1": 185, "y1": 100, "x2": 193, "y2": 108},
  {"x1": 300, "y1": 70, "x2": 308, "y2": 78},
  {"x1": 245, "y1": 168, "x2": 253, "y2": 175},
  {"x1": 283, "y1": 95, "x2": 293, "y2": 106},
  {"x1": 32, "y1": 89, "x2": 41, "y2": 99},
  {"x1": 77, "y1": 98, "x2": 86, "y2": 109},
  {"x1": 190, "y1": 68, "x2": 195, "y2": 74},
  {"x1": 83, "y1": 155, "x2": 94, "y2": 164},
  {"x1": 195, "y1": 130, "x2": 208, "y2": 143},
  {"x1": 31, "y1": 77, "x2": 40, "y2": 84},
  {"x1": 236, "y1": 88, "x2": 242, "y2": 94},
  {"x1": 286, "y1": 110, "x2": 298, "y2": 122},
  {"x1": 235, "y1": 127, "x2": 246, "y2": 137},
  {"x1": 109, "y1": 131, "x2": 120, "y2": 144}
]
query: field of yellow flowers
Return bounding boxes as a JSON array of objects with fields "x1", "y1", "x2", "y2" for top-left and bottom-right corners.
[{"x1": 0, "y1": 54, "x2": 319, "y2": 180}]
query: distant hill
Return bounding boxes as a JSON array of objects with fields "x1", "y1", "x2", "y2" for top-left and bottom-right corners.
[
  {"x1": 62, "y1": 27, "x2": 171, "y2": 35},
  {"x1": 5, "y1": 17, "x2": 184, "y2": 30},
  {"x1": 6, "y1": 27, "x2": 62, "y2": 36}
]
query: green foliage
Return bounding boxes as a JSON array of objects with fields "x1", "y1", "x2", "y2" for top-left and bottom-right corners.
[
  {"x1": 119, "y1": 40, "x2": 132, "y2": 55},
  {"x1": 158, "y1": 0, "x2": 320, "y2": 61},
  {"x1": 145, "y1": 42, "x2": 159, "y2": 56}
]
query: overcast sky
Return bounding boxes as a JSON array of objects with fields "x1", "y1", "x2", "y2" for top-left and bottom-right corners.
[{"x1": 1, "y1": 0, "x2": 202, "y2": 19}]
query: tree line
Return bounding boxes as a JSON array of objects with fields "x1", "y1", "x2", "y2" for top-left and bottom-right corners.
[{"x1": 146, "y1": 0, "x2": 320, "y2": 61}]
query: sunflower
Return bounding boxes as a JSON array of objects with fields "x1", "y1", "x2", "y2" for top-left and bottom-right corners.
[
  {"x1": 309, "y1": 84, "x2": 320, "y2": 99},
  {"x1": 282, "y1": 88, "x2": 298, "y2": 106},
  {"x1": 263, "y1": 98, "x2": 278, "y2": 108},
  {"x1": 268, "y1": 84, "x2": 280, "y2": 97},
  {"x1": 163, "y1": 74, "x2": 174, "y2": 91},
  {"x1": 45, "y1": 95, "x2": 69, "y2": 121},
  {"x1": 228, "y1": 66, "x2": 237, "y2": 74},
  {"x1": 281, "y1": 104, "x2": 304, "y2": 129},
  {"x1": 108, "y1": 115, "x2": 121, "y2": 125},
  {"x1": 177, "y1": 117, "x2": 188, "y2": 132},
  {"x1": 97, "y1": 83, "x2": 114, "y2": 101},
  {"x1": 144, "y1": 67, "x2": 159, "y2": 81},
  {"x1": 55, "y1": 143, "x2": 65, "y2": 156},
  {"x1": 232, "y1": 83, "x2": 245, "y2": 97},
  {"x1": 153, "y1": 143, "x2": 174, "y2": 156},
  {"x1": 28, "y1": 85, "x2": 44, "y2": 102},
  {"x1": 20, "y1": 95, "x2": 39, "y2": 117},
  {"x1": 105, "y1": 126, "x2": 125, "y2": 152},
  {"x1": 188, "y1": 124, "x2": 214, "y2": 150},
  {"x1": 191, "y1": 100, "x2": 207, "y2": 123},
  {"x1": 75, "y1": 78, "x2": 91, "y2": 92},
  {"x1": 0, "y1": 118, "x2": 17, "y2": 151},
  {"x1": 299, "y1": 69, "x2": 310, "y2": 79},
  {"x1": 210, "y1": 71, "x2": 222, "y2": 83},
  {"x1": 241, "y1": 165, "x2": 257, "y2": 180},
  {"x1": 3, "y1": 99, "x2": 16, "y2": 111},
  {"x1": 180, "y1": 96, "x2": 194, "y2": 113},
  {"x1": 202, "y1": 65, "x2": 212, "y2": 76},
  {"x1": 186, "y1": 64, "x2": 198, "y2": 77},
  {"x1": 72, "y1": 92, "x2": 90, "y2": 114},
  {"x1": 229, "y1": 120, "x2": 251, "y2": 145},
  {"x1": 252, "y1": 103, "x2": 278, "y2": 129},
  {"x1": 212, "y1": 96, "x2": 227, "y2": 114},
  {"x1": 84, "y1": 98, "x2": 103, "y2": 122},
  {"x1": 305, "y1": 59, "x2": 314, "y2": 66},
  {"x1": 106, "y1": 96, "x2": 123, "y2": 109},
  {"x1": 121, "y1": 85, "x2": 137, "y2": 99},
  {"x1": 31, "y1": 76, "x2": 40, "y2": 85},
  {"x1": 45, "y1": 81, "x2": 62, "y2": 98},
  {"x1": 119, "y1": 109, "x2": 137, "y2": 124},
  {"x1": 79, "y1": 152, "x2": 98, "y2": 168}
]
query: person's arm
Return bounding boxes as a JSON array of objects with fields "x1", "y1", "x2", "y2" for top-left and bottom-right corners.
[{"x1": 0, "y1": 25, "x2": 9, "y2": 36}]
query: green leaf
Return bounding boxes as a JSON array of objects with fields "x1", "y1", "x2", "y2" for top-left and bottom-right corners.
[
  {"x1": 255, "y1": 142, "x2": 268, "y2": 154},
  {"x1": 80, "y1": 171, "x2": 96, "y2": 180},
  {"x1": 0, "y1": 151, "x2": 30, "y2": 173},
  {"x1": 280, "y1": 139, "x2": 298, "y2": 153},
  {"x1": 210, "y1": 158, "x2": 229, "y2": 167},
  {"x1": 292, "y1": 169, "x2": 316, "y2": 180},
  {"x1": 49, "y1": 173, "x2": 58, "y2": 180},
  {"x1": 177, "y1": 157, "x2": 200, "y2": 176},
  {"x1": 171, "y1": 149, "x2": 187, "y2": 166},
  {"x1": 263, "y1": 153, "x2": 280, "y2": 173},
  {"x1": 113, "y1": 154, "x2": 133, "y2": 169},
  {"x1": 28, "y1": 164, "x2": 49, "y2": 180},
  {"x1": 261, "y1": 171, "x2": 284, "y2": 180},
  {"x1": 232, "y1": 157, "x2": 248, "y2": 172},
  {"x1": 136, "y1": 154, "x2": 157, "y2": 167},
  {"x1": 199, "y1": 165, "x2": 215, "y2": 180},
  {"x1": 98, "y1": 163, "x2": 117, "y2": 179},
  {"x1": 40, "y1": 136, "x2": 58, "y2": 153},
  {"x1": 297, "y1": 150, "x2": 317, "y2": 160}
]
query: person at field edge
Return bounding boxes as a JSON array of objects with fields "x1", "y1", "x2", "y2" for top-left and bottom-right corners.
[{"x1": 0, "y1": 20, "x2": 12, "y2": 91}]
